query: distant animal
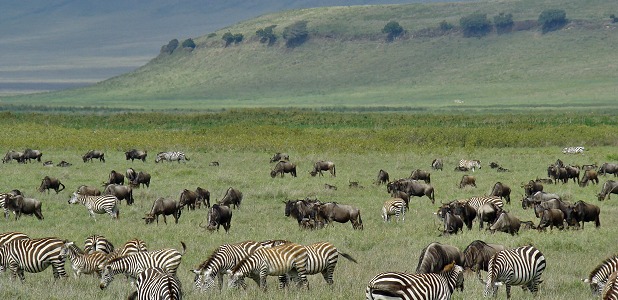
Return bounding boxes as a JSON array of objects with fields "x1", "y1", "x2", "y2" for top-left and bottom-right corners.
[
  {"x1": 43, "y1": 160, "x2": 54, "y2": 167},
  {"x1": 324, "y1": 183, "x2": 338, "y2": 190},
  {"x1": 22, "y1": 149, "x2": 43, "y2": 163},
  {"x1": 38, "y1": 176, "x2": 65, "y2": 194},
  {"x1": 431, "y1": 158, "x2": 443, "y2": 171},
  {"x1": 489, "y1": 211, "x2": 521, "y2": 235},
  {"x1": 563, "y1": 146, "x2": 585, "y2": 154},
  {"x1": 60, "y1": 241, "x2": 108, "y2": 278},
  {"x1": 179, "y1": 189, "x2": 199, "y2": 210},
  {"x1": 599, "y1": 163, "x2": 618, "y2": 177},
  {"x1": 143, "y1": 197, "x2": 181, "y2": 225},
  {"x1": 68, "y1": 193, "x2": 119, "y2": 220},
  {"x1": 585, "y1": 255, "x2": 618, "y2": 296},
  {"x1": 375, "y1": 169, "x2": 390, "y2": 185},
  {"x1": 209, "y1": 161, "x2": 220, "y2": 166},
  {"x1": 5, "y1": 194, "x2": 44, "y2": 220},
  {"x1": 580, "y1": 169, "x2": 599, "y2": 187},
  {"x1": 76, "y1": 185, "x2": 101, "y2": 196},
  {"x1": 106, "y1": 170, "x2": 125, "y2": 186},
  {"x1": 103, "y1": 184, "x2": 134, "y2": 205},
  {"x1": 310, "y1": 160, "x2": 336, "y2": 177},
  {"x1": 566, "y1": 200, "x2": 600, "y2": 229},
  {"x1": 218, "y1": 187, "x2": 243, "y2": 209},
  {"x1": 462, "y1": 240, "x2": 506, "y2": 280},
  {"x1": 195, "y1": 187, "x2": 211, "y2": 209},
  {"x1": 348, "y1": 181, "x2": 364, "y2": 189},
  {"x1": 0, "y1": 237, "x2": 67, "y2": 281},
  {"x1": 57, "y1": 160, "x2": 72, "y2": 167},
  {"x1": 489, "y1": 162, "x2": 500, "y2": 169},
  {"x1": 317, "y1": 202, "x2": 363, "y2": 230},
  {"x1": 459, "y1": 175, "x2": 477, "y2": 188},
  {"x1": 387, "y1": 179, "x2": 435, "y2": 204},
  {"x1": 483, "y1": 245, "x2": 546, "y2": 298},
  {"x1": 454, "y1": 166, "x2": 469, "y2": 172},
  {"x1": 598, "y1": 180, "x2": 618, "y2": 201},
  {"x1": 126, "y1": 168, "x2": 136, "y2": 182},
  {"x1": 270, "y1": 152, "x2": 289, "y2": 163},
  {"x1": 82, "y1": 150, "x2": 105, "y2": 162},
  {"x1": 522, "y1": 180, "x2": 543, "y2": 197},
  {"x1": 381, "y1": 198, "x2": 406, "y2": 222},
  {"x1": 125, "y1": 149, "x2": 147, "y2": 162},
  {"x1": 84, "y1": 234, "x2": 115, "y2": 254},
  {"x1": 459, "y1": 159, "x2": 481, "y2": 172},
  {"x1": 200, "y1": 204, "x2": 232, "y2": 233},
  {"x1": 2, "y1": 150, "x2": 25, "y2": 163},
  {"x1": 410, "y1": 169, "x2": 431, "y2": 184},
  {"x1": 270, "y1": 160, "x2": 297, "y2": 177},
  {"x1": 127, "y1": 267, "x2": 182, "y2": 300},
  {"x1": 415, "y1": 242, "x2": 463, "y2": 274},
  {"x1": 155, "y1": 151, "x2": 188, "y2": 163},
  {"x1": 489, "y1": 182, "x2": 511, "y2": 204},
  {"x1": 130, "y1": 171, "x2": 151, "y2": 188}
]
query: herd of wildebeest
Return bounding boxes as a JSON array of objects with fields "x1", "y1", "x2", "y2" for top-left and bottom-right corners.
[{"x1": 2, "y1": 148, "x2": 618, "y2": 298}]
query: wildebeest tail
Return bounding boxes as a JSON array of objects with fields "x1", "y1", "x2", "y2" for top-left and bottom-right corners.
[
  {"x1": 180, "y1": 241, "x2": 187, "y2": 255},
  {"x1": 59, "y1": 182, "x2": 65, "y2": 192},
  {"x1": 339, "y1": 251, "x2": 358, "y2": 263}
]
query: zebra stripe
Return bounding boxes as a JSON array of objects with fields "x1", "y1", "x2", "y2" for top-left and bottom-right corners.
[
  {"x1": 100, "y1": 242, "x2": 185, "y2": 289},
  {"x1": 382, "y1": 198, "x2": 406, "y2": 222},
  {"x1": 68, "y1": 193, "x2": 119, "y2": 220},
  {"x1": 464, "y1": 196, "x2": 504, "y2": 211},
  {"x1": 61, "y1": 241, "x2": 108, "y2": 278},
  {"x1": 228, "y1": 242, "x2": 309, "y2": 290},
  {"x1": 299, "y1": 242, "x2": 357, "y2": 286},
  {"x1": 155, "y1": 151, "x2": 189, "y2": 163},
  {"x1": 128, "y1": 267, "x2": 183, "y2": 300},
  {"x1": 365, "y1": 263, "x2": 464, "y2": 300},
  {"x1": 84, "y1": 234, "x2": 115, "y2": 254},
  {"x1": 484, "y1": 245, "x2": 546, "y2": 298},
  {"x1": 0, "y1": 237, "x2": 67, "y2": 281},
  {"x1": 587, "y1": 255, "x2": 618, "y2": 296},
  {"x1": 0, "y1": 232, "x2": 29, "y2": 246},
  {"x1": 602, "y1": 271, "x2": 618, "y2": 300},
  {"x1": 459, "y1": 159, "x2": 481, "y2": 172},
  {"x1": 562, "y1": 146, "x2": 585, "y2": 154}
]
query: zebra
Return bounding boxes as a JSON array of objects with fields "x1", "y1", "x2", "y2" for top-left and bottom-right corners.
[
  {"x1": 228, "y1": 242, "x2": 309, "y2": 290},
  {"x1": 0, "y1": 237, "x2": 67, "y2": 281},
  {"x1": 127, "y1": 267, "x2": 183, "y2": 300},
  {"x1": 68, "y1": 192, "x2": 119, "y2": 220},
  {"x1": 155, "y1": 151, "x2": 189, "y2": 163},
  {"x1": 0, "y1": 190, "x2": 22, "y2": 220},
  {"x1": 562, "y1": 146, "x2": 585, "y2": 154},
  {"x1": 106, "y1": 238, "x2": 148, "y2": 262},
  {"x1": 464, "y1": 196, "x2": 504, "y2": 211},
  {"x1": 365, "y1": 262, "x2": 464, "y2": 300},
  {"x1": 84, "y1": 234, "x2": 115, "y2": 254},
  {"x1": 382, "y1": 198, "x2": 406, "y2": 222},
  {"x1": 459, "y1": 159, "x2": 481, "y2": 172},
  {"x1": 602, "y1": 271, "x2": 618, "y2": 300},
  {"x1": 60, "y1": 240, "x2": 109, "y2": 278},
  {"x1": 585, "y1": 255, "x2": 618, "y2": 296},
  {"x1": 483, "y1": 245, "x2": 546, "y2": 298},
  {"x1": 0, "y1": 232, "x2": 29, "y2": 272},
  {"x1": 289, "y1": 241, "x2": 357, "y2": 287},
  {"x1": 99, "y1": 242, "x2": 186, "y2": 289}
]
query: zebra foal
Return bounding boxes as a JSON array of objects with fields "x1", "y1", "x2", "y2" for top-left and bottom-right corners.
[
  {"x1": 68, "y1": 192, "x2": 119, "y2": 220},
  {"x1": 128, "y1": 267, "x2": 183, "y2": 300},
  {"x1": 61, "y1": 241, "x2": 108, "y2": 278},
  {"x1": 483, "y1": 245, "x2": 546, "y2": 298}
]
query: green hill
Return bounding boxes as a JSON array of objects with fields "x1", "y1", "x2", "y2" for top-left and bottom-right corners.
[{"x1": 3, "y1": 0, "x2": 618, "y2": 112}]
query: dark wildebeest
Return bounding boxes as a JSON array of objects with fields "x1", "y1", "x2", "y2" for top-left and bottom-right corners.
[
  {"x1": 478, "y1": 202, "x2": 501, "y2": 230},
  {"x1": 284, "y1": 199, "x2": 321, "y2": 226},
  {"x1": 565, "y1": 200, "x2": 600, "y2": 229},
  {"x1": 270, "y1": 161, "x2": 297, "y2": 178},
  {"x1": 490, "y1": 182, "x2": 511, "y2": 204},
  {"x1": 76, "y1": 185, "x2": 101, "y2": 196},
  {"x1": 459, "y1": 175, "x2": 477, "y2": 188},
  {"x1": 106, "y1": 170, "x2": 125, "y2": 186},
  {"x1": 522, "y1": 180, "x2": 544, "y2": 197},
  {"x1": 324, "y1": 183, "x2": 338, "y2": 190},
  {"x1": 548, "y1": 165, "x2": 569, "y2": 184},
  {"x1": 316, "y1": 202, "x2": 363, "y2": 230},
  {"x1": 375, "y1": 169, "x2": 390, "y2": 185},
  {"x1": 598, "y1": 180, "x2": 618, "y2": 201},
  {"x1": 489, "y1": 162, "x2": 500, "y2": 169},
  {"x1": 462, "y1": 240, "x2": 506, "y2": 280},
  {"x1": 218, "y1": 187, "x2": 243, "y2": 209},
  {"x1": 43, "y1": 161, "x2": 54, "y2": 167},
  {"x1": 200, "y1": 204, "x2": 232, "y2": 233},
  {"x1": 489, "y1": 211, "x2": 521, "y2": 235},
  {"x1": 142, "y1": 197, "x2": 181, "y2": 225},
  {"x1": 580, "y1": 169, "x2": 600, "y2": 187},
  {"x1": 270, "y1": 152, "x2": 289, "y2": 163},
  {"x1": 125, "y1": 168, "x2": 136, "y2": 182},
  {"x1": 599, "y1": 163, "x2": 618, "y2": 177},
  {"x1": 130, "y1": 171, "x2": 151, "y2": 188},
  {"x1": 23, "y1": 149, "x2": 43, "y2": 163},
  {"x1": 536, "y1": 208, "x2": 565, "y2": 231},
  {"x1": 450, "y1": 201, "x2": 477, "y2": 230},
  {"x1": 82, "y1": 150, "x2": 105, "y2": 162},
  {"x1": 179, "y1": 189, "x2": 199, "y2": 210},
  {"x1": 388, "y1": 179, "x2": 435, "y2": 204},
  {"x1": 38, "y1": 176, "x2": 65, "y2": 194},
  {"x1": 125, "y1": 149, "x2": 147, "y2": 162},
  {"x1": 209, "y1": 161, "x2": 219, "y2": 166},
  {"x1": 454, "y1": 166, "x2": 469, "y2": 172},
  {"x1": 415, "y1": 242, "x2": 463, "y2": 274},
  {"x1": 497, "y1": 166, "x2": 510, "y2": 172},
  {"x1": 565, "y1": 165, "x2": 580, "y2": 184},
  {"x1": 195, "y1": 187, "x2": 211, "y2": 209},
  {"x1": 410, "y1": 169, "x2": 431, "y2": 184},
  {"x1": 310, "y1": 160, "x2": 336, "y2": 177},
  {"x1": 2, "y1": 150, "x2": 25, "y2": 163},
  {"x1": 103, "y1": 184, "x2": 134, "y2": 205},
  {"x1": 441, "y1": 210, "x2": 464, "y2": 236},
  {"x1": 57, "y1": 160, "x2": 72, "y2": 167},
  {"x1": 5, "y1": 194, "x2": 44, "y2": 220},
  {"x1": 431, "y1": 158, "x2": 443, "y2": 171}
]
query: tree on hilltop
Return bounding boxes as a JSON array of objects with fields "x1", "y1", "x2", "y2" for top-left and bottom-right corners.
[
  {"x1": 460, "y1": 13, "x2": 491, "y2": 37},
  {"x1": 494, "y1": 12, "x2": 514, "y2": 34},
  {"x1": 283, "y1": 21, "x2": 309, "y2": 48},
  {"x1": 538, "y1": 9, "x2": 567, "y2": 33},
  {"x1": 182, "y1": 38, "x2": 196, "y2": 50},
  {"x1": 160, "y1": 39, "x2": 179, "y2": 55},
  {"x1": 256, "y1": 25, "x2": 277, "y2": 45},
  {"x1": 382, "y1": 21, "x2": 404, "y2": 42}
]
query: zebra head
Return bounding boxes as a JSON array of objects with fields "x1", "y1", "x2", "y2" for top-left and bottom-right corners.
[
  {"x1": 191, "y1": 269, "x2": 205, "y2": 290},
  {"x1": 227, "y1": 271, "x2": 247, "y2": 290},
  {"x1": 99, "y1": 265, "x2": 115, "y2": 289},
  {"x1": 191, "y1": 268, "x2": 217, "y2": 291},
  {"x1": 59, "y1": 241, "x2": 74, "y2": 258},
  {"x1": 68, "y1": 192, "x2": 81, "y2": 204}
]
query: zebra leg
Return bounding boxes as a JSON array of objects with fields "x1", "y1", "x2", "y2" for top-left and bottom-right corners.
[
  {"x1": 321, "y1": 266, "x2": 335, "y2": 285},
  {"x1": 506, "y1": 284, "x2": 512, "y2": 299}
]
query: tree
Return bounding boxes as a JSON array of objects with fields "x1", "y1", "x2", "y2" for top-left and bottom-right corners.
[
  {"x1": 233, "y1": 33, "x2": 244, "y2": 44},
  {"x1": 382, "y1": 21, "x2": 404, "y2": 42},
  {"x1": 494, "y1": 12, "x2": 514, "y2": 34},
  {"x1": 538, "y1": 9, "x2": 567, "y2": 33},
  {"x1": 439, "y1": 20, "x2": 454, "y2": 32},
  {"x1": 222, "y1": 32, "x2": 234, "y2": 47},
  {"x1": 160, "y1": 39, "x2": 179, "y2": 55},
  {"x1": 181, "y1": 38, "x2": 196, "y2": 50},
  {"x1": 611, "y1": 14, "x2": 618, "y2": 23},
  {"x1": 256, "y1": 25, "x2": 277, "y2": 45},
  {"x1": 460, "y1": 13, "x2": 491, "y2": 37},
  {"x1": 282, "y1": 21, "x2": 309, "y2": 48}
]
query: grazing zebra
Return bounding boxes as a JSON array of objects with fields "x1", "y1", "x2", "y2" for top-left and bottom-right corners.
[
  {"x1": 483, "y1": 245, "x2": 546, "y2": 298},
  {"x1": 60, "y1": 241, "x2": 109, "y2": 278},
  {"x1": 155, "y1": 151, "x2": 189, "y2": 163},
  {"x1": 382, "y1": 198, "x2": 406, "y2": 222},
  {"x1": 585, "y1": 255, "x2": 618, "y2": 296},
  {"x1": 128, "y1": 267, "x2": 183, "y2": 300},
  {"x1": 0, "y1": 237, "x2": 67, "y2": 281},
  {"x1": 100, "y1": 242, "x2": 186, "y2": 289},
  {"x1": 464, "y1": 196, "x2": 504, "y2": 211},
  {"x1": 106, "y1": 238, "x2": 148, "y2": 262},
  {"x1": 459, "y1": 159, "x2": 481, "y2": 172},
  {"x1": 365, "y1": 262, "x2": 464, "y2": 300},
  {"x1": 84, "y1": 234, "x2": 115, "y2": 254},
  {"x1": 602, "y1": 271, "x2": 618, "y2": 300},
  {"x1": 562, "y1": 146, "x2": 585, "y2": 154},
  {"x1": 290, "y1": 241, "x2": 357, "y2": 286},
  {"x1": 68, "y1": 192, "x2": 119, "y2": 220},
  {"x1": 228, "y1": 242, "x2": 309, "y2": 290}
]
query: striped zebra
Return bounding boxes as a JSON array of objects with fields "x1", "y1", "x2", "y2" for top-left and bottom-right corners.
[
  {"x1": 585, "y1": 255, "x2": 618, "y2": 296},
  {"x1": 155, "y1": 151, "x2": 189, "y2": 163},
  {"x1": 562, "y1": 146, "x2": 585, "y2": 154},
  {"x1": 60, "y1": 240, "x2": 109, "y2": 278},
  {"x1": 84, "y1": 234, "x2": 115, "y2": 254},
  {"x1": 106, "y1": 238, "x2": 149, "y2": 262},
  {"x1": 0, "y1": 232, "x2": 29, "y2": 272},
  {"x1": 293, "y1": 241, "x2": 357, "y2": 286},
  {"x1": 100, "y1": 242, "x2": 186, "y2": 289},
  {"x1": 483, "y1": 245, "x2": 546, "y2": 298},
  {"x1": 382, "y1": 198, "x2": 406, "y2": 222},
  {"x1": 128, "y1": 267, "x2": 183, "y2": 300},
  {"x1": 602, "y1": 271, "x2": 618, "y2": 300},
  {"x1": 464, "y1": 196, "x2": 504, "y2": 211},
  {"x1": 68, "y1": 192, "x2": 119, "y2": 220},
  {"x1": 365, "y1": 262, "x2": 464, "y2": 300},
  {"x1": 228, "y1": 242, "x2": 309, "y2": 290},
  {"x1": 0, "y1": 237, "x2": 67, "y2": 281},
  {"x1": 459, "y1": 159, "x2": 481, "y2": 172},
  {"x1": 0, "y1": 190, "x2": 21, "y2": 220}
]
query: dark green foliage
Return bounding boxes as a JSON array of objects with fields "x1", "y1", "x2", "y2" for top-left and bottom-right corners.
[
  {"x1": 207, "y1": 33, "x2": 217, "y2": 38},
  {"x1": 460, "y1": 13, "x2": 492, "y2": 37},
  {"x1": 160, "y1": 39, "x2": 179, "y2": 55},
  {"x1": 439, "y1": 20, "x2": 454, "y2": 32},
  {"x1": 282, "y1": 20, "x2": 309, "y2": 48},
  {"x1": 494, "y1": 12, "x2": 514, "y2": 34},
  {"x1": 610, "y1": 14, "x2": 618, "y2": 23},
  {"x1": 222, "y1": 32, "x2": 234, "y2": 47},
  {"x1": 382, "y1": 21, "x2": 404, "y2": 42},
  {"x1": 256, "y1": 25, "x2": 278, "y2": 45},
  {"x1": 181, "y1": 38, "x2": 196, "y2": 49},
  {"x1": 233, "y1": 33, "x2": 244, "y2": 44},
  {"x1": 538, "y1": 9, "x2": 568, "y2": 33}
]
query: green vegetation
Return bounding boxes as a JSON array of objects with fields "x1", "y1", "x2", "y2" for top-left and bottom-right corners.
[
  {"x1": 539, "y1": 9, "x2": 568, "y2": 33},
  {"x1": 256, "y1": 25, "x2": 278, "y2": 45},
  {"x1": 282, "y1": 20, "x2": 309, "y2": 48},
  {"x1": 460, "y1": 12, "x2": 492, "y2": 37},
  {"x1": 182, "y1": 38, "x2": 196, "y2": 49},
  {"x1": 494, "y1": 12, "x2": 514, "y2": 34},
  {"x1": 382, "y1": 20, "x2": 404, "y2": 41}
]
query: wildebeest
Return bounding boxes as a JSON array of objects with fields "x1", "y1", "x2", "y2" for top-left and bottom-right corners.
[
  {"x1": 218, "y1": 187, "x2": 243, "y2": 209},
  {"x1": 125, "y1": 149, "x2": 147, "y2": 162},
  {"x1": 454, "y1": 166, "x2": 469, "y2": 172},
  {"x1": 459, "y1": 175, "x2": 477, "y2": 188},
  {"x1": 580, "y1": 169, "x2": 600, "y2": 187},
  {"x1": 179, "y1": 189, "x2": 199, "y2": 210},
  {"x1": 489, "y1": 162, "x2": 500, "y2": 169},
  {"x1": 521, "y1": 191, "x2": 562, "y2": 210},
  {"x1": 284, "y1": 198, "x2": 321, "y2": 227},
  {"x1": 536, "y1": 208, "x2": 565, "y2": 231},
  {"x1": 598, "y1": 180, "x2": 618, "y2": 201},
  {"x1": 317, "y1": 202, "x2": 363, "y2": 230},
  {"x1": 23, "y1": 149, "x2": 43, "y2": 163},
  {"x1": 270, "y1": 161, "x2": 297, "y2": 178},
  {"x1": 43, "y1": 161, "x2": 54, "y2": 167},
  {"x1": 209, "y1": 161, "x2": 220, "y2": 166},
  {"x1": 489, "y1": 182, "x2": 511, "y2": 204},
  {"x1": 348, "y1": 181, "x2": 364, "y2": 189},
  {"x1": 57, "y1": 160, "x2": 72, "y2": 167},
  {"x1": 489, "y1": 211, "x2": 521, "y2": 235},
  {"x1": 522, "y1": 180, "x2": 544, "y2": 197},
  {"x1": 2, "y1": 150, "x2": 25, "y2": 163},
  {"x1": 565, "y1": 165, "x2": 580, "y2": 184},
  {"x1": 125, "y1": 168, "x2": 136, "y2": 182},
  {"x1": 82, "y1": 150, "x2": 105, "y2": 162},
  {"x1": 478, "y1": 202, "x2": 501, "y2": 230},
  {"x1": 599, "y1": 163, "x2": 618, "y2": 177},
  {"x1": 103, "y1": 184, "x2": 134, "y2": 205},
  {"x1": 142, "y1": 197, "x2": 182, "y2": 225},
  {"x1": 5, "y1": 194, "x2": 44, "y2": 220},
  {"x1": 566, "y1": 200, "x2": 600, "y2": 229},
  {"x1": 387, "y1": 179, "x2": 435, "y2": 204},
  {"x1": 130, "y1": 171, "x2": 151, "y2": 188},
  {"x1": 38, "y1": 176, "x2": 65, "y2": 194},
  {"x1": 431, "y1": 158, "x2": 443, "y2": 171},
  {"x1": 415, "y1": 242, "x2": 463, "y2": 274},
  {"x1": 448, "y1": 201, "x2": 477, "y2": 230},
  {"x1": 310, "y1": 160, "x2": 336, "y2": 177},
  {"x1": 324, "y1": 183, "x2": 338, "y2": 190},
  {"x1": 200, "y1": 204, "x2": 232, "y2": 233},
  {"x1": 462, "y1": 240, "x2": 506, "y2": 280},
  {"x1": 270, "y1": 152, "x2": 289, "y2": 163},
  {"x1": 441, "y1": 210, "x2": 464, "y2": 235},
  {"x1": 375, "y1": 169, "x2": 389, "y2": 185},
  {"x1": 106, "y1": 170, "x2": 124, "y2": 186},
  {"x1": 409, "y1": 169, "x2": 431, "y2": 184},
  {"x1": 195, "y1": 187, "x2": 211, "y2": 209},
  {"x1": 76, "y1": 185, "x2": 101, "y2": 196},
  {"x1": 548, "y1": 165, "x2": 569, "y2": 184}
]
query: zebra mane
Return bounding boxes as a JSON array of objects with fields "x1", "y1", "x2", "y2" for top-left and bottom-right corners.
[
  {"x1": 589, "y1": 255, "x2": 618, "y2": 281},
  {"x1": 196, "y1": 245, "x2": 225, "y2": 270}
]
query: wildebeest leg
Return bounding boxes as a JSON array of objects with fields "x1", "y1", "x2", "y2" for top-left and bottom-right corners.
[{"x1": 162, "y1": 215, "x2": 167, "y2": 225}]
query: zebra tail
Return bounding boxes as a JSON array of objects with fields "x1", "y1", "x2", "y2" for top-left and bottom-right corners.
[
  {"x1": 180, "y1": 241, "x2": 187, "y2": 255},
  {"x1": 338, "y1": 252, "x2": 358, "y2": 264}
]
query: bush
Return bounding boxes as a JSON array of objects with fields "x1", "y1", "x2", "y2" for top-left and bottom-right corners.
[
  {"x1": 233, "y1": 33, "x2": 244, "y2": 44},
  {"x1": 538, "y1": 9, "x2": 567, "y2": 33},
  {"x1": 610, "y1": 14, "x2": 618, "y2": 23},
  {"x1": 382, "y1": 21, "x2": 404, "y2": 42},
  {"x1": 222, "y1": 32, "x2": 234, "y2": 47},
  {"x1": 460, "y1": 13, "x2": 492, "y2": 37},
  {"x1": 283, "y1": 21, "x2": 309, "y2": 48},
  {"x1": 256, "y1": 25, "x2": 278, "y2": 45},
  {"x1": 160, "y1": 39, "x2": 179, "y2": 55},
  {"x1": 494, "y1": 12, "x2": 514, "y2": 34},
  {"x1": 439, "y1": 20, "x2": 454, "y2": 32},
  {"x1": 181, "y1": 38, "x2": 196, "y2": 50}
]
